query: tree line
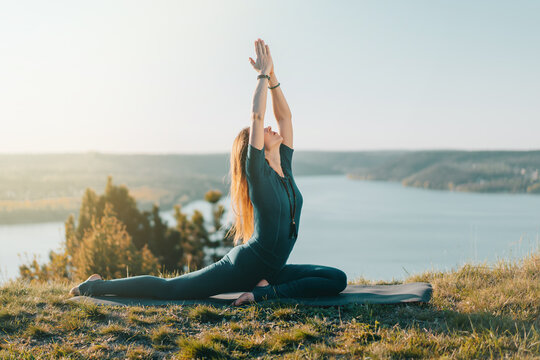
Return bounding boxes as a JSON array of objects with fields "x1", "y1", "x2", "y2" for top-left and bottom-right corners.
[{"x1": 17, "y1": 176, "x2": 234, "y2": 282}]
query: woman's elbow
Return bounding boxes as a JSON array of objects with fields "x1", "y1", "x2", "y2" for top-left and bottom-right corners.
[
  {"x1": 251, "y1": 112, "x2": 264, "y2": 122},
  {"x1": 277, "y1": 114, "x2": 292, "y2": 123}
]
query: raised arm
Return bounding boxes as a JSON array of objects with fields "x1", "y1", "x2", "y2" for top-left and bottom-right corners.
[
  {"x1": 248, "y1": 38, "x2": 274, "y2": 150},
  {"x1": 268, "y1": 71, "x2": 293, "y2": 149},
  {"x1": 249, "y1": 79, "x2": 268, "y2": 151}
]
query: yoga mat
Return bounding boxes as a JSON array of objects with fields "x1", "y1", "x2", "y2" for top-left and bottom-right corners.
[{"x1": 67, "y1": 282, "x2": 432, "y2": 307}]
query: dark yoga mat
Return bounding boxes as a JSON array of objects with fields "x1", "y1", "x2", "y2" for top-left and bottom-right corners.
[{"x1": 67, "y1": 282, "x2": 432, "y2": 307}]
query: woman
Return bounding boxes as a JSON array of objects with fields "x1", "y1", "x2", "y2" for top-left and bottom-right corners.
[{"x1": 69, "y1": 38, "x2": 347, "y2": 306}]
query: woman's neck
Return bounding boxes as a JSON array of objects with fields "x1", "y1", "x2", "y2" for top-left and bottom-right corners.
[{"x1": 265, "y1": 145, "x2": 283, "y2": 177}]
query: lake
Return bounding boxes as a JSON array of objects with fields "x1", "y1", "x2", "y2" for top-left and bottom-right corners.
[{"x1": 1, "y1": 175, "x2": 539, "y2": 285}]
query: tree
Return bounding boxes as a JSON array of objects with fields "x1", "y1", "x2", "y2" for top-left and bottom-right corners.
[
  {"x1": 146, "y1": 203, "x2": 186, "y2": 274},
  {"x1": 18, "y1": 177, "x2": 232, "y2": 282},
  {"x1": 71, "y1": 202, "x2": 159, "y2": 281},
  {"x1": 18, "y1": 249, "x2": 69, "y2": 283},
  {"x1": 204, "y1": 189, "x2": 234, "y2": 263},
  {"x1": 76, "y1": 176, "x2": 152, "y2": 251},
  {"x1": 173, "y1": 205, "x2": 207, "y2": 272}
]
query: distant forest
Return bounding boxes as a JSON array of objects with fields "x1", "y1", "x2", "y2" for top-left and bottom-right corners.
[{"x1": 1, "y1": 149, "x2": 539, "y2": 225}]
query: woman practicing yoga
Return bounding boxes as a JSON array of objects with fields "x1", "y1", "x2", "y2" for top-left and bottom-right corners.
[{"x1": 69, "y1": 38, "x2": 347, "y2": 306}]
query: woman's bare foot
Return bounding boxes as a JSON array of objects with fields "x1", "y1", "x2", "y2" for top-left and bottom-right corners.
[
  {"x1": 232, "y1": 278, "x2": 270, "y2": 306},
  {"x1": 69, "y1": 273, "x2": 102, "y2": 296},
  {"x1": 232, "y1": 291, "x2": 255, "y2": 306}
]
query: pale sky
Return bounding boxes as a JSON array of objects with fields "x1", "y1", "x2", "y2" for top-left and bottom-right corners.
[{"x1": 1, "y1": 0, "x2": 539, "y2": 154}]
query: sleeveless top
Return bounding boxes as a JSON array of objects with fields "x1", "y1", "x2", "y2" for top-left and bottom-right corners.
[{"x1": 243, "y1": 142, "x2": 304, "y2": 271}]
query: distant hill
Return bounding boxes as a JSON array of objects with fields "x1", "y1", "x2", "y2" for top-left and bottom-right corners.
[
  {"x1": 339, "y1": 150, "x2": 540, "y2": 193},
  {"x1": 1, "y1": 149, "x2": 539, "y2": 224}
]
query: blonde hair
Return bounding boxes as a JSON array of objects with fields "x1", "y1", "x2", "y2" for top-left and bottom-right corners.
[{"x1": 225, "y1": 126, "x2": 255, "y2": 246}]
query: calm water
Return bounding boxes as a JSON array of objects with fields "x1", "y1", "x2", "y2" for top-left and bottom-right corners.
[{"x1": 1, "y1": 175, "x2": 539, "y2": 285}]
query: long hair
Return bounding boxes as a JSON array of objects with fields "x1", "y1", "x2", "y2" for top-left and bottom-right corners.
[{"x1": 225, "y1": 126, "x2": 255, "y2": 246}]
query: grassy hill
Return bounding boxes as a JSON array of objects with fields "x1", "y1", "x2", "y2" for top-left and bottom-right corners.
[{"x1": 0, "y1": 251, "x2": 538, "y2": 359}]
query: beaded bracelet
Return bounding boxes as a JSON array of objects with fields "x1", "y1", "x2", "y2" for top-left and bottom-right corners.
[{"x1": 269, "y1": 82, "x2": 281, "y2": 90}]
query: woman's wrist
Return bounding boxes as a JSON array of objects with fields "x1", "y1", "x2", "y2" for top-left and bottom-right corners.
[{"x1": 269, "y1": 73, "x2": 279, "y2": 87}]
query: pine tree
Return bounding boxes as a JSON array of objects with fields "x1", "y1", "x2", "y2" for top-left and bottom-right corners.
[
  {"x1": 18, "y1": 177, "x2": 231, "y2": 282},
  {"x1": 71, "y1": 202, "x2": 159, "y2": 281}
]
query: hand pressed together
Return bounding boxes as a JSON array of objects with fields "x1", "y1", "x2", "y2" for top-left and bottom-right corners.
[{"x1": 249, "y1": 38, "x2": 274, "y2": 75}]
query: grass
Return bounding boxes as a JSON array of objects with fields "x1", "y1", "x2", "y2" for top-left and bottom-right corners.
[{"x1": 0, "y1": 251, "x2": 538, "y2": 359}]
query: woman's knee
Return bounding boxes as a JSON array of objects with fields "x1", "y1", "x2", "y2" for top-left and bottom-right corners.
[
  {"x1": 328, "y1": 267, "x2": 348, "y2": 293},
  {"x1": 152, "y1": 277, "x2": 175, "y2": 299}
]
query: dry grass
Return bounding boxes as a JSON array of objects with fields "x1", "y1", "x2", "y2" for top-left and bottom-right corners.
[{"x1": 0, "y1": 250, "x2": 538, "y2": 359}]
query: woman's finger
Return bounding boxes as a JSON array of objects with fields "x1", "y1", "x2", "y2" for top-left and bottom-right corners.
[
  {"x1": 255, "y1": 40, "x2": 259, "y2": 57},
  {"x1": 265, "y1": 44, "x2": 271, "y2": 56},
  {"x1": 257, "y1": 39, "x2": 264, "y2": 57},
  {"x1": 249, "y1": 57, "x2": 256, "y2": 69},
  {"x1": 255, "y1": 40, "x2": 262, "y2": 58},
  {"x1": 260, "y1": 39, "x2": 267, "y2": 56}
]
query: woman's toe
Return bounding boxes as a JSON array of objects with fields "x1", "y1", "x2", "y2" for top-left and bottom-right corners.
[
  {"x1": 233, "y1": 297, "x2": 244, "y2": 306},
  {"x1": 69, "y1": 286, "x2": 80, "y2": 296},
  {"x1": 70, "y1": 274, "x2": 102, "y2": 296},
  {"x1": 233, "y1": 292, "x2": 254, "y2": 306}
]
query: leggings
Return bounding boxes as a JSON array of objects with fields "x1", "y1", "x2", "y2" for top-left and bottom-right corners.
[{"x1": 77, "y1": 244, "x2": 348, "y2": 301}]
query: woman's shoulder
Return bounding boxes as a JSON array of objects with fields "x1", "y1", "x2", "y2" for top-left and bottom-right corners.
[{"x1": 246, "y1": 144, "x2": 271, "y2": 177}]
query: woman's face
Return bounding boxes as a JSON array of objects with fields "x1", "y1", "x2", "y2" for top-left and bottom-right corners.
[{"x1": 263, "y1": 125, "x2": 283, "y2": 149}]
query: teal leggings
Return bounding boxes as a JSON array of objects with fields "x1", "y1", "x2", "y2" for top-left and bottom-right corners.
[{"x1": 77, "y1": 245, "x2": 348, "y2": 301}]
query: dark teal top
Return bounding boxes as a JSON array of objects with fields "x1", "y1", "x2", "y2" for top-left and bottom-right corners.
[{"x1": 244, "y1": 142, "x2": 304, "y2": 271}]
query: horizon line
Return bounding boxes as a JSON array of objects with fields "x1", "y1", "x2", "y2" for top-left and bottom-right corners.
[{"x1": 1, "y1": 147, "x2": 540, "y2": 155}]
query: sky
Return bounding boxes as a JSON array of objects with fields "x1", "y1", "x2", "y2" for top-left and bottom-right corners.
[{"x1": 1, "y1": 0, "x2": 539, "y2": 154}]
